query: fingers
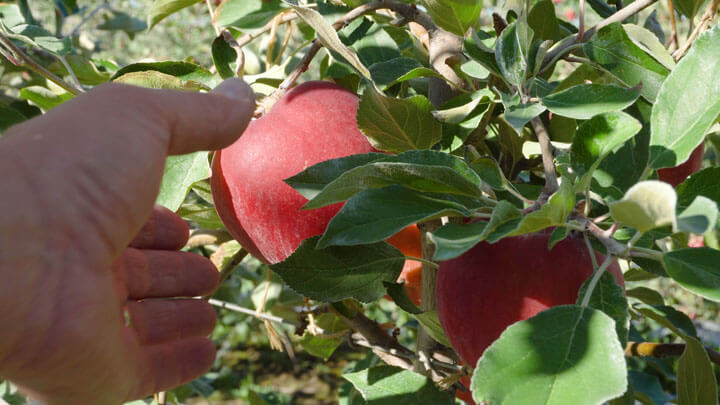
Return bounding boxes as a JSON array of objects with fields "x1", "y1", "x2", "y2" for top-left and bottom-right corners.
[
  {"x1": 126, "y1": 299, "x2": 216, "y2": 345},
  {"x1": 115, "y1": 248, "x2": 219, "y2": 299},
  {"x1": 129, "y1": 205, "x2": 189, "y2": 250},
  {"x1": 130, "y1": 336, "x2": 216, "y2": 400}
]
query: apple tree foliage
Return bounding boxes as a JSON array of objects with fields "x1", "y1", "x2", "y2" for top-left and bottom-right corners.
[{"x1": 1, "y1": 0, "x2": 720, "y2": 403}]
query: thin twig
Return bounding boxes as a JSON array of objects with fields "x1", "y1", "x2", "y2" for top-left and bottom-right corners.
[
  {"x1": 673, "y1": 0, "x2": 720, "y2": 59},
  {"x1": 540, "y1": 0, "x2": 659, "y2": 74},
  {"x1": 667, "y1": 0, "x2": 679, "y2": 51},
  {"x1": 626, "y1": 341, "x2": 720, "y2": 365},
  {"x1": 58, "y1": 55, "x2": 83, "y2": 90},
  {"x1": 208, "y1": 298, "x2": 300, "y2": 326},
  {"x1": 69, "y1": 1, "x2": 109, "y2": 38},
  {"x1": 530, "y1": 118, "x2": 558, "y2": 194},
  {"x1": 205, "y1": 0, "x2": 221, "y2": 35},
  {"x1": 0, "y1": 32, "x2": 82, "y2": 95},
  {"x1": 579, "y1": 0, "x2": 586, "y2": 40}
]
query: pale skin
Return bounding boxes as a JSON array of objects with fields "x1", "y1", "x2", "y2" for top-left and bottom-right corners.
[{"x1": 0, "y1": 79, "x2": 255, "y2": 404}]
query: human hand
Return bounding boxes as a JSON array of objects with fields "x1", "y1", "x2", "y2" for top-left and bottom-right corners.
[{"x1": 0, "y1": 79, "x2": 255, "y2": 404}]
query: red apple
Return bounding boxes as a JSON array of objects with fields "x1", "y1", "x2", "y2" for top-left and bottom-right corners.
[
  {"x1": 436, "y1": 232, "x2": 625, "y2": 368},
  {"x1": 211, "y1": 81, "x2": 376, "y2": 264},
  {"x1": 658, "y1": 144, "x2": 704, "y2": 187}
]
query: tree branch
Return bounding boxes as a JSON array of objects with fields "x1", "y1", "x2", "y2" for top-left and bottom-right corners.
[
  {"x1": 672, "y1": 0, "x2": 720, "y2": 59},
  {"x1": 0, "y1": 32, "x2": 82, "y2": 95},
  {"x1": 530, "y1": 117, "x2": 559, "y2": 194}
]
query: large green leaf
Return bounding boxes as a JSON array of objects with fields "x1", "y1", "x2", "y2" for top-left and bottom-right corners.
[
  {"x1": 357, "y1": 86, "x2": 442, "y2": 153},
  {"x1": 344, "y1": 366, "x2": 454, "y2": 404},
  {"x1": 216, "y1": 0, "x2": 285, "y2": 29},
  {"x1": 271, "y1": 237, "x2": 404, "y2": 303},
  {"x1": 528, "y1": 0, "x2": 559, "y2": 41},
  {"x1": 317, "y1": 186, "x2": 476, "y2": 248},
  {"x1": 156, "y1": 152, "x2": 211, "y2": 211},
  {"x1": 577, "y1": 272, "x2": 630, "y2": 346},
  {"x1": 677, "y1": 337, "x2": 718, "y2": 405},
  {"x1": 649, "y1": 26, "x2": 720, "y2": 169},
  {"x1": 571, "y1": 112, "x2": 642, "y2": 191},
  {"x1": 472, "y1": 305, "x2": 627, "y2": 405},
  {"x1": 2, "y1": 23, "x2": 72, "y2": 55},
  {"x1": 609, "y1": 181, "x2": 677, "y2": 232},
  {"x1": 495, "y1": 21, "x2": 532, "y2": 87},
  {"x1": 622, "y1": 24, "x2": 675, "y2": 70},
  {"x1": 541, "y1": 84, "x2": 641, "y2": 120},
  {"x1": 583, "y1": 23, "x2": 669, "y2": 102},
  {"x1": 303, "y1": 150, "x2": 483, "y2": 209},
  {"x1": 663, "y1": 248, "x2": 720, "y2": 302},
  {"x1": 285, "y1": 153, "x2": 387, "y2": 200},
  {"x1": 148, "y1": 0, "x2": 201, "y2": 28},
  {"x1": 676, "y1": 167, "x2": 720, "y2": 209},
  {"x1": 422, "y1": 0, "x2": 482, "y2": 37}
]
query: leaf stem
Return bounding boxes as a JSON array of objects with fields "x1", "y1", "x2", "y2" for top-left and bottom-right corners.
[
  {"x1": 530, "y1": 117, "x2": 559, "y2": 194},
  {"x1": 580, "y1": 254, "x2": 615, "y2": 307}
]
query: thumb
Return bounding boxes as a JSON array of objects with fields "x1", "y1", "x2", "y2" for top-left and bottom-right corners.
[{"x1": 153, "y1": 78, "x2": 256, "y2": 155}]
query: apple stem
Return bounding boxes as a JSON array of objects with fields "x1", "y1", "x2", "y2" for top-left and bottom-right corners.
[{"x1": 580, "y1": 254, "x2": 616, "y2": 307}]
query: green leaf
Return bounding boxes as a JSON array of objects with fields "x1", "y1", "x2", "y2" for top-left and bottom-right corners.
[
  {"x1": 541, "y1": 84, "x2": 641, "y2": 120},
  {"x1": 98, "y1": 10, "x2": 147, "y2": 36},
  {"x1": 677, "y1": 336, "x2": 718, "y2": 405},
  {"x1": 649, "y1": 26, "x2": 720, "y2": 169},
  {"x1": 664, "y1": 248, "x2": 720, "y2": 302},
  {"x1": 215, "y1": 0, "x2": 285, "y2": 29},
  {"x1": 432, "y1": 88, "x2": 494, "y2": 124},
  {"x1": 583, "y1": 23, "x2": 669, "y2": 102},
  {"x1": 495, "y1": 21, "x2": 531, "y2": 86},
  {"x1": 317, "y1": 186, "x2": 476, "y2": 248},
  {"x1": 384, "y1": 282, "x2": 421, "y2": 314},
  {"x1": 464, "y1": 34, "x2": 502, "y2": 78},
  {"x1": 211, "y1": 34, "x2": 237, "y2": 79},
  {"x1": 628, "y1": 371, "x2": 672, "y2": 405},
  {"x1": 2, "y1": 23, "x2": 72, "y2": 55},
  {"x1": 634, "y1": 304, "x2": 698, "y2": 339},
  {"x1": 49, "y1": 54, "x2": 110, "y2": 86},
  {"x1": 114, "y1": 71, "x2": 206, "y2": 91},
  {"x1": 571, "y1": 112, "x2": 642, "y2": 191},
  {"x1": 577, "y1": 272, "x2": 630, "y2": 346},
  {"x1": 625, "y1": 286, "x2": 665, "y2": 306},
  {"x1": 368, "y1": 57, "x2": 422, "y2": 90},
  {"x1": 467, "y1": 156, "x2": 507, "y2": 190},
  {"x1": 674, "y1": 0, "x2": 705, "y2": 19},
  {"x1": 270, "y1": 237, "x2": 404, "y2": 303},
  {"x1": 676, "y1": 167, "x2": 720, "y2": 209},
  {"x1": 430, "y1": 221, "x2": 488, "y2": 261},
  {"x1": 0, "y1": 4, "x2": 26, "y2": 29},
  {"x1": 504, "y1": 101, "x2": 546, "y2": 134},
  {"x1": 483, "y1": 200, "x2": 525, "y2": 243},
  {"x1": 156, "y1": 152, "x2": 211, "y2": 211},
  {"x1": 177, "y1": 202, "x2": 223, "y2": 229},
  {"x1": 385, "y1": 67, "x2": 447, "y2": 89},
  {"x1": 622, "y1": 24, "x2": 675, "y2": 70},
  {"x1": 528, "y1": 0, "x2": 559, "y2": 41},
  {"x1": 111, "y1": 61, "x2": 216, "y2": 86},
  {"x1": 413, "y1": 310, "x2": 452, "y2": 347},
  {"x1": 510, "y1": 180, "x2": 575, "y2": 236},
  {"x1": 285, "y1": 0, "x2": 370, "y2": 79},
  {"x1": 19, "y1": 86, "x2": 74, "y2": 111},
  {"x1": 299, "y1": 312, "x2": 350, "y2": 360},
  {"x1": 303, "y1": 150, "x2": 484, "y2": 209},
  {"x1": 357, "y1": 86, "x2": 442, "y2": 153},
  {"x1": 0, "y1": 106, "x2": 27, "y2": 131},
  {"x1": 472, "y1": 305, "x2": 627, "y2": 405},
  {"x1": 285, "y1": 153, "x2": 387, "y2": 200},
  {"x1": 677, "y1": 196, "x2": 718, "y2": 235},
  {"x1": 148, "y1": 0, "x2": 201, "y2": 28},
  {"x1": 422, "y1": 0, "x2": 482, "y2": 37},
  {"x1": 609, "y1": 181, "x2": 677, "y2": 232},
  {"x1": 548, "y1": 226, "x2": 570, "y2": 249},
  {"x1": 344, "y1": 366, "x2": 454, "y2": 404}
]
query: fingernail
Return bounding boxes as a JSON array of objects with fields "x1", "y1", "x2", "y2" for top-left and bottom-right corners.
[{"x1": 212, "y1": 78, "x2": 255, "y2": 103}]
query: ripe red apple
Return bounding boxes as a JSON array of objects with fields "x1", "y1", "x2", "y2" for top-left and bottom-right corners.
[
  {"x1": 436, "y1": 232, "x2": 625, "y2": 368},
  {"x1": 657, "y1": 144, "x2": 704, "y2": 187},
  {"x1": 386, "y1": 224, "x2": 423, "y2": 305},
  {"x1": 211, "y1": 81, "x2": 376, "y2": 264}
]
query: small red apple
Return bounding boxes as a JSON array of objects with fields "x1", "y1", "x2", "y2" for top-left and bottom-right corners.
[
  {"x1": 386, "y1": 224, "x2": 423, "y2": 305},
  {"x1": 211, "y1": 81, "x2": 376, "y2": 264},
  {"x1": 658, "y1": 144, "x2": 704, "y2": 187},
  {"x1": 436, "y1": 232, "x2": 625, "y2": 368}
]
